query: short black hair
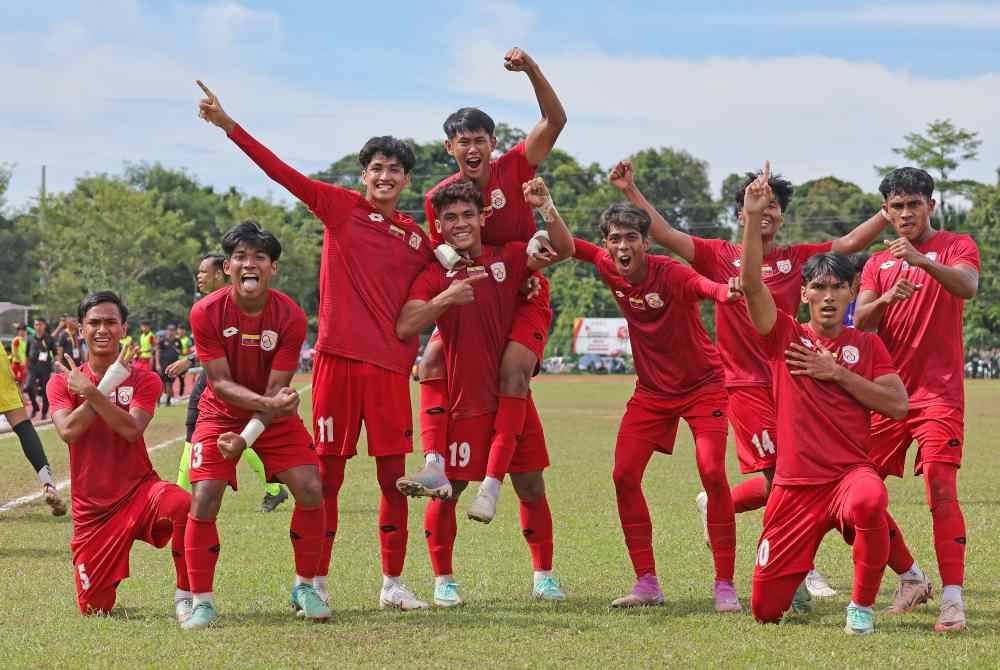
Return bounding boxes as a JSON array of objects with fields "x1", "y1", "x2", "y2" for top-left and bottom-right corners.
[
  {"x1": 443, "y1": 107, "x2": 496, "y2": 139},
  {"x1": 202, "y1": 252, "x2": 226, "y2": 273},
  {"x1": 879, "y1": 167, "x2": 935, "y2": 200},
  {"x1": 802, "y1": 252, "x2": 856, "y2": 285},
  {"x1": 734, "y1": 171, "x2": 794, "y2": 217},
  {"x1": 431, "y1": 181, "x2": 484, "y2": 214},
  {"x1": 221, "y1": 220, "x2": 282, "y2": 261},
  {"x1": 358, "y1": 136, "x2": 416, "y2": 174},
  {"x1": 15, "y1": 323, "x2": 26, "y2": 332},
  {"x1": 140, "y1": 319, "x2": 150, "y2": 326},
  {"x1": 34, "y1": 317, "x2": 47, "y2": 326},
  {"x1": 846, "y1": 251, "x2": 870, "y2": 276},
  {"x1": 78, "y1": 291, "x2": 129, "y2": 323},
  {"x1": 600, "y1": 202, "x2": 651, "y2": 239}
]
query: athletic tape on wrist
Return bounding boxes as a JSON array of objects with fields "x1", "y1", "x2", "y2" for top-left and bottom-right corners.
[
  {"x1": 435, "y1": 244, "x2": 461, "y2": 270},
  {"x1": 527, "y1": 229, "x2": 551, "y2": 256},
  {"x1": 240, "y1": 417, "x2": 266, "y2": 448},
  {"x1": 96, "y1": 361, "x2": 130, "y2": 394}
]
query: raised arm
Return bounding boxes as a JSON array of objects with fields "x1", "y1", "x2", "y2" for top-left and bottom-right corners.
[
  {"x1": 50, "y1": 355, "x2": 152, "y2": 443},
  {"x1": 522, "y1": 177, "x2": 574, "y2": 270},
  {"x1": 505, "y1": 49, "x2": 567, "y2": 166},
  {"x1": 739, "y1": 162, "x2": 778, "y2": 336},
  {"x1": 196, "y1": 80, "x2": 331, "y2": 214},
  {"x1": 395, "y1": 275, "x2": 487, "y2": 340},
  {"x1": 830, "y1": 210, "x2": 891, "y2": 254},
  {"x1": 609, "y1": 160, "x2": 696, "y2": 262}
]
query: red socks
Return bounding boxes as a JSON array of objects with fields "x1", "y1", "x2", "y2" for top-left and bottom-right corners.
[
  {"x1": 376, "y1": 455, "x2": 408, "y2": 577},
  {"x1": 925, "y1": 463, "x2": 965, "y2": 586},
  {"x1": 185, "y1": 515, "x2": 220, "y2": 594},
  {"x1": 695, "y1": 432, "x2": 736, "y2": 583},
  {"x1": 519, "y1": 496, "x2": 553, "y2": 571},
  {"x1": 486, "y1": 395, "x2": 528, "y2": 480},
  {"x1": 171, "y1": 516, "x2": 190, "y2": 591},
  {"x1": 425, "y1": 498, "x2": 458, "y2": 576},
  {"x1": 317, "y1": 455, "x2": 347, "y2": 577},
  {"x1": 732, "y1": 476, "x2": 769, "y2": 513},
  {"x1": 290, "y1": 504, "x2": 326, "y2": 579},
  {"x1": 419, "y1": 378, "x2": 449, "y2": 457},
  {"x1": 885, "y1": 511, "x2": 915, "y2": 575}
]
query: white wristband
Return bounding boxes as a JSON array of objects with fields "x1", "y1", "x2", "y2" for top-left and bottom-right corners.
[
  {"x1": 240, "y1": 417, "x2": 266, "y2": 448},
  {"x1": 435, "y1": 243, "x2": 461, "y2": 270},
  {"x1": 97, "y1": 361, "x2": 130, "y2": 394},
  {"x1": 527, "y1": 229, "x2": 551, "y2": 257}
]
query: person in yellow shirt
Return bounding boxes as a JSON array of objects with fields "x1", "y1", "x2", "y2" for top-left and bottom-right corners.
[
  {"x1": 10, "y1": 323, "x2": 28, "y2": 386},
  {"x1": 135, "y1": 320, "x2": 157, "y2": 372}
]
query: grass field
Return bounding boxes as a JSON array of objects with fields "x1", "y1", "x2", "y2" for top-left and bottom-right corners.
[{"x1": 1, "y1": 376, "x2": 998, "y2": 669}]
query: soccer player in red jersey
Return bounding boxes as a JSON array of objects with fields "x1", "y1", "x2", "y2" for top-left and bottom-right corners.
[
  {"x1": 608, "y1": 158, "x2": 890, "y2": 597},
  {"x1": 573, "y1": 203, "x2": 745, "y2": 612},
  {"x1": 197, "y1": 82, "x2": 434, "y2": 610},
  {"x1": 399, "y1": 48, "x2": 567, "y2": 508},
  {"x1": 740, "y1": 164, "x2": 908, "y2": 634},
  {"x1": 396, "y1": 179, "x2": 573, "y2": 605},
  {"x1": 182, "y1": 221, "x2": 329, "y2": 629},
  {"x1": 47, "y1": 291, "x2": 192, "y2": 619},
  {"x1": 855, "y1": 167, "x2": 980, "y2": 632}
]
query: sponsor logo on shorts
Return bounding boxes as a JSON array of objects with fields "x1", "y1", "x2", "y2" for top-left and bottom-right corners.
[
  {"x1": 880, "y1": 260, "x2": 896, "y2": 269},
  {"x1": 241, "y1": 333, "x2": 260, "y2": 348},
  {"x1": 776, "y1": 259, "x2": 792, "y2": 274},
  {"x1": 117, "y1": 386, "x2": 134, "y2": 405},
  {"x1": 222, "y1": 326, "x2": 238, "y2": 338},
  {"x1": 840, "y1": 345, "x2": 860, "y2": 365},
  {"x1": 490, "y1": 188, "x2": 507, "y2": 210},
  {"x1": 408, "y1": 232, "x2": 422, "y2": 250},
  {"x1": 533, "y1": 332, "x2": 544, "y2": 341},
  {"x1": 368, "y1": 212, "x2": 384, "y2": 222},
  {"x1": 490, "y1": 261, "x2": 507, "y2": 283},
  {"x1": 756, "y1": 538, "x2": 770, "y2": 567},
  {"x1": 712, "y1": 409, "x2": 723, "y2": 417},
  {"x1": 261, "y1": 329, "x2": 278, "y2": 352},
  {"x1": 645, "y1": 292, "x2": 664, "y2": 309},
  {"x1": 948, "y1": 438, "x2": 961, "y2": 448}
]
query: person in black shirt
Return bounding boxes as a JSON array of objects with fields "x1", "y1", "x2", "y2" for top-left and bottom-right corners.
[
  {"x1": 156, "y1": 324, "x2": 182, "y2": 406},
  {"x1": 26, "y1": 318, "x2": 57, "y2": 420},
  {"x1": 57, "y1": 318, "x2": 85, "y2": 366}
]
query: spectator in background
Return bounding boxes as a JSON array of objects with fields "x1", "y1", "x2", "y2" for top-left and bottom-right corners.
[
  {"x1": 27, "y1": 318, "x2": 57, "y2": 420},
  {"x1": 156, "y1": 324, "x2": 182, "y2": 406},
  {"x1": 57, "y1": 318, "x2": 86, "y2": 366},
  {"x1": 177, "y1": 326, "x2": 192, "y2": 397},
  {"x1": 10, "y1": 323, "x2": 28, "y2": 386},
  {"x1": 135, "y1": 320, "x2": 157, "y2": 372}
]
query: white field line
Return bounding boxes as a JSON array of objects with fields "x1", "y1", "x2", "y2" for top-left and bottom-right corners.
[{"x1": 0, "y1": 383, "x2": 312, "y2": 514}]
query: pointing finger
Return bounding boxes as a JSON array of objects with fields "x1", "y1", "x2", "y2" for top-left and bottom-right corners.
[
  {"x1": 762, "y1": 160, "x2": 771, "y2": 182},
  {"x1": 195, "y1": 80, "x2": 214, "y2": 99},
  {"x1": 63, "y1": 353, "x2": 78, "y2": 370}
]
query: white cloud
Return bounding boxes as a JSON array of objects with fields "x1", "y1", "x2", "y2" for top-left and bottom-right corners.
[{"x1": 787, "y1": 3, "x2": 1000, "y2": 30}]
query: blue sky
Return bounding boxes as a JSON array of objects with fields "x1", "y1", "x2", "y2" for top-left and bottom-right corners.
[{"x1": 3, "y1": 1, "x2": 999, "y2": 211}]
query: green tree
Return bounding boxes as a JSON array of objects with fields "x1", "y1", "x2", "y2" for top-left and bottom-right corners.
[
  {"x1": 876, "y1": 119, "x2": 982, "y2": 228},
  {"x1": 783, "y1": 177, "x2": 882, "y2": 245},
  {"x1": 960, "y1": 171, "x2": 1000, "y2": 348}
]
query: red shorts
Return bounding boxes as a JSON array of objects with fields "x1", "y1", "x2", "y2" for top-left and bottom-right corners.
[
  {"x1": 617, "y1": 386, "x2": 728, "y2": 454},
  {"x1": 445, "y1": 400, "x2": 549, "y2": 482},
  {"x1": 727, "y1": 386, "x2": 777, "y2": 474},
  {"x1": 753, "y1": 466, "x2": 885, "y2": 581},
  {"x1": 868, "y1": 405, "x2": 964, "y2": 478},
  {"x1": 509, "y1": 275, "x2": 552, "y2": 364},
  {"x1": 311, "y1": 352, "x2": 413, "y2": 458},
  {"x1": 70, "y1": 478, "x2": 190, "y2": 614},
  {"x1": 133, "y1": 358, "x2": 152, "y2": 371},
  {"x1": 190, "y1": 416, "x2": 318, "y2": 490},
  {"x1": 10, "y1": 362, "x2": 26, "y2": 385}
]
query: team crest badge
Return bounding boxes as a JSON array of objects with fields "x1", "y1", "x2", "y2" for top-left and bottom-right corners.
[
  {"x1": 261, "y1": 330, "x2": 278, "y2": 352},
  {"x1": 408, "y1": 232, "x2": 422, "y2": 250},
  {"x1": 369, "y1": 212, "x2": 385, "y2": 222},
  {"x1": 645, "y1": 292, "x2": 664, "y2": 309},
  {"x1": 776, "y1": 259, "x2": 792, "y2": 274},
  {"x1": 490, "y1": 262, "x2": 507, "y2": 282},
  {"x1": 223, "y1": 326, "x2": 238, "y2": 338},
  {"x1": 841, "y1": 345, "x2": 860, "y2": 365},
  {"x1": 117, "y1": 386, "x2": 134, "y2": 405},
  {"x1": 490, "y1": 188, "x2": 507, "y2": 210},
  {"x1": 880, "y1": 260, "x2": 896, "y2": 270}
]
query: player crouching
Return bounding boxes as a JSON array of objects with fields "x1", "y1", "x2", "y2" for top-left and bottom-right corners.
[
  {"x1": 48, "y1": 292, "x2": 193, "y2": 620},
  {"x1": 739, "y1": 164, "x2": 908, "y2": 634},
  {"x1": 182, "y1": 222, "x2": 328, "y2": 629}
]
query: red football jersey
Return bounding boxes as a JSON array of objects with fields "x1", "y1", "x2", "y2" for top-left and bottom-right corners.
[
  {"x1": 575, "y1": 239, "x2": 727, "y2": 397},
  {"x1": 691, "y1": 237, "x2": 832, "y2": 389},
  {"x1": 47, "y1": 365, "x2": 162, "y2": 531},
  {"x1": 408, "y1": 243, "x2": 531, "y2": 418},
  {"x1": 229, "y1": 124, "x2": 433, "y2": 376},
  {"x1": 860, "y1": 231, "x2": 980, "y2": 410},
  {"x1": 190, "y1": 287, "x2": 306, "y2": 423},
  {"x1": 761, "y1": 311, "x2": 897, "y2": 486},
  {"x1": 426, "y1": 142, "x2": 537, "y2": 246}
]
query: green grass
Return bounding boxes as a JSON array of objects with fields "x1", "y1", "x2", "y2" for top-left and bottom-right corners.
[{"x1": 1, "y1": 377, "x2": 999, "y2": 668}]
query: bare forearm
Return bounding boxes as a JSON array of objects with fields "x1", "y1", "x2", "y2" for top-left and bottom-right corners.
[
  {"x1": 539, "y1": 205, "x2": 574, "y2": 261},
  {"x1": 832, "y1": 211, "x2": 889, "y2": 254},
  {"x1": 54, "y1": 405, "x2": 99, "y2": 443},
  {"x1": 834, "y1": 370, "x2": 907, "y2": 419},
  {"x1": 80, "y1": 389, "x2": 143, "y2": 441},
  {"x1": 853, "y1": 297, "x2": 889, "y2": 331},
  {"x1": 210, "y1": 378, "x2": 273, "y2": 413},
  {"x1": 527, "y1": 66, "x2": 567, "y2": 130},
  {"x1": 621, "y1": 184, "x2": 695, "y2": 261},
  {"x1": 916, "y1": 260, "x2": 978, "y2": 299},
  {"x1": 397, "y1": 298, "x2": 451, "y2": 340}
]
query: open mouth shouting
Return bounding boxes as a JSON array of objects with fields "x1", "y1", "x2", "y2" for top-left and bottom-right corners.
[
  {"x1": 240, "y1": 272, "x2": 261, "y2": 291},
  {"x1": 616, "y1": 252, "x2": 634, "y2": 272}
]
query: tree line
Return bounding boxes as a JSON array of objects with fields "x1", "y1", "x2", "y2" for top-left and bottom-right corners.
[{"x1": 1, "y1": 118, "x2": 997, "y2": 352}]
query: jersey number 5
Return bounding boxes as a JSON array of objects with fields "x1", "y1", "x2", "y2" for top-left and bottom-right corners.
[{"x1": 77, "y1": 563, "x2": 92, "y2": 590}]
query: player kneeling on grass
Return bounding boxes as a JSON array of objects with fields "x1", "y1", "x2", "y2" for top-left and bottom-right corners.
[
  {"x1": 396, "y1": 178, "x2": 573, "y2": 606},
  {"x1": 182, "y1": 221, "x2": 328, "y2": 630},
  {"x1": 740, "y1": 163, "x2": 908, "y2": 635},
  {"x1": 47, "y1": 291, "x2": 192, "y2": 619}
]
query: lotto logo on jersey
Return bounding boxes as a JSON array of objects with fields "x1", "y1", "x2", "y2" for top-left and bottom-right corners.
[
  {"x1": 222, "y1": 326, "x2": 238, "y2": 338},
  {"x1": 614, "y1": 290, "x2": 625, "y2": 298},
  {"x1": 408, "y1": 232, "x2": 422, "y2": 250},
  {"x1": 880, "y1": 260, "x2": 897, "y2": 270},
  {"x1": 840, "y1": 345, "x2": 860, "y2": 365},
  {"x1": 117, "y1": 386, "x2": 134, "y2": 405},
  {"x1": 799, "y1": 337, "x2": 815, "y2": 349},
  {"x1": 368, "y1": 212, "x2": 384, "y2": 222},
  {"x1": 261, "y1": 330, "x2": 278, "y2": 352},
  {"x1": 241, "y1": 333, "x2": 261, "y2": 348},
  {"x1": 490, "y1": 262, "x2": 507, "y2": 282},
  {"x1": 490, "y1": 188, "x2": 507, "y2": 210},
  {"x1": 776, "y1": 259, "x2": 792, "y2": 274},
  {"x1": 644, "y1": 292, "x2": 664, "y2": 309}
]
